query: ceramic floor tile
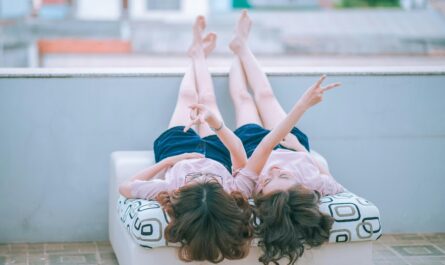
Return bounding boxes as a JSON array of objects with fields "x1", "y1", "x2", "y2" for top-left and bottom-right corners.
[
  {"x1": 392, "y1": 245, "x2": 445, "y2": 256},
  {"x1": 48, "y1": 253, "x2": 97, "y2": 265},
  {"x1": 3, "y1": 233, "x2": 445, "y2": 265}
]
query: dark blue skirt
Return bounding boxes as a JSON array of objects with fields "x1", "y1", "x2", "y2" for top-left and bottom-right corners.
[
  {"x1": 233, "y1": 123, "x2": 310, "y2": 158},
  {"x1": 153, "y1": 126, "x2": 232, "y2": 173}
]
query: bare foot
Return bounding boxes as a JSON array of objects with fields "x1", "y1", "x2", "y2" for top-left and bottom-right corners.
[
  {"x1": 188, "y1": 16, "x2": 206, "y2": 58},
  {"x1": 235, "y1": 10, "x2": 252, "y2": 40},
  {"x1": 202, "y1": 32, "x2": 217, "y2": 57},
  {"x1": 192, "y1": 15, "x2": 206, "y2": 44},
  {"x1": 229, "y1": 10, "x2": 252, "y2": 54}
]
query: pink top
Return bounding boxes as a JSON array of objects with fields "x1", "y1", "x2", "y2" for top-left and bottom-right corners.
[
  {"x1": 243, "y1": 149, "x2": 344, "y2": 196},
  {"x1": 130, "y1": 158, "x2": 258, "y2": 200}
]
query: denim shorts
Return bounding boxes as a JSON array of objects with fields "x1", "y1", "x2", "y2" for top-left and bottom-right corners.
[
  {"x1": 233, "y1": 123, "x2": 310, "y2": 158},
  {"x1": 153, "y1": 126, "x2": 232, "y2": 173}
]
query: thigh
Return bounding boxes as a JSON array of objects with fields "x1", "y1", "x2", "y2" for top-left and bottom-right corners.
[
  {"x1": 254, "y1": 95, "x2": 287, "y2": 130},
  {"x1": 168, "y1": 67, "x2": 198, "y2": 129},
  {"x1": 168, "y1": 97, "x2": 197, "y2": 129},
  {"x1": 153, "y1": 126, "x2": 205, "y2": 163},
  {"x1": 233, "y1": 95, "x2": 263, "y2": 129}
]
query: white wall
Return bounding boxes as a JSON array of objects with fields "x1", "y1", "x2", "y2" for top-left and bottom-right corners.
[
  {"x1": 0, "y1": 0, "x2": 31, "y2": 18},
  {"x1": 0, "y1": 68, "x2": 444, "y2": 242},
  {"x1": 76, "y1": 0, "x2": 122, "y2": 20},
  {"x1": 129, "y1": 0, "x2": 208, "y2": 21}
]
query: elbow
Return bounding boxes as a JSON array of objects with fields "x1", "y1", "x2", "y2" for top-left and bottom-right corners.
[
  {"x1": 236, "y1": 140, "x2": 246, "y2": 154},
  {"x1": 119, "y1": 181, "x2": 133, "y2": 198}
]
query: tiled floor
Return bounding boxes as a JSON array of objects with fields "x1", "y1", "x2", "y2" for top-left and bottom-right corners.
[
  {"x1": 1, "y1": 234, "x2": 444, "y2": 265},
  {"x1": 0, "y1": 242, "x2": 117, "y2": 265},
  {"x1": 374, "y1": 234, "x2": 445, "y2": 265}
]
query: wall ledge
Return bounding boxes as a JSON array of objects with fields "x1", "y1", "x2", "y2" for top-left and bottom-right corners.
[{"x1": 1, "y1": 67, "x2": 445, "y2": 78}]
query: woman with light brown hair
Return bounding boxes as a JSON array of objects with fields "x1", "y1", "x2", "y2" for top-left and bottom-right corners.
[
  {"x1": 119, "y1": 16, "x2": 254, "y2": 263},
  {"x1": 227, "y1": 10, "x2": 346, "y2": 265}
]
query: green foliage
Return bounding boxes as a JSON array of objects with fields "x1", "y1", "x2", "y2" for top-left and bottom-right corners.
[
  {"x1": 233, "y1": 0, "x2": 252, "y2": 8},
  {"x1": 337, "y1": 0, "x2": 400, "y2": 8}
]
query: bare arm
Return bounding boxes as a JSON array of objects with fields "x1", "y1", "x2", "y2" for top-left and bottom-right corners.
[
  {"x1": 210, "y1": 122, "x2": 247, "y2": 171},
  {"x1": 245, "y1": 103, "x2": 308, "y2": 175},
  {"x1": 245, "y1": 75, "x2": 341, "y2": 175},
  {"x1": 185, "y1": 104, "x2": 248, "y2": 171},
  {"x1": 118, "y1": 152, "x2": 204, "y2": 197}
]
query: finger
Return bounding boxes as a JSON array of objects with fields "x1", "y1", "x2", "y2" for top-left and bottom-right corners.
[
  {"x1": 322, "y1": 82, "x2": 341, "y2": 92},
  {"x1": 183, "y1": 121, "x2": 194, "y2": 132},
  {"x1": 199, "y1": 116, "x2": 206, "y2": 124},
  {"x1": 189, "y1": 103, "x2": 205, "y2": 110},
  {"x1": 183, "y1": 118, "x2": 199, "y2": 132},
  {"x1": 315, "y1": 74, "x2": 327, "y2": 87},
  {"x1": 191, "y1": 107, "x2": 199, "y2": 120}
]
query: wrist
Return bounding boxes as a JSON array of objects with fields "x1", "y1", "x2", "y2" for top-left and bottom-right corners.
[
  {"x1": 296, "y1": 100, "x2": 309, "y2": 111},
  {"x1": 210, "y1": 120, "x2": 224, "y2": 132},
  {"x1": 208, "y1": 117, "x2": 223, "y2": 130}
]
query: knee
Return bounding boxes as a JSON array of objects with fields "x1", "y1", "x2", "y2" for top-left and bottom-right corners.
[
  {"x1": 254, "y1": 89, "x2": 275, "y2": 102},
  {"x1": 234, "y1": 91, "x2": 254, "y2": 104},
  {"x1": 179, "y1": 88, "x2": 198, "y2": 102},
  {"x1": 198, "y1": 93, "x2": 217, "y2": 106}
]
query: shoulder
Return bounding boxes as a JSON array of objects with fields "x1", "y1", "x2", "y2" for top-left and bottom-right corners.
[{"x1": 123, "y1": 179, "x2": 170, "y2": 199}]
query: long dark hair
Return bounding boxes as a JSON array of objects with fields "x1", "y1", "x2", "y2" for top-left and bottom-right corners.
[
  {"x1": 254, "y1": 185, "x2": 333, "y2": 265},
  {"x1": 157, "y1": 179, "x2": 253, "y2": 263}
]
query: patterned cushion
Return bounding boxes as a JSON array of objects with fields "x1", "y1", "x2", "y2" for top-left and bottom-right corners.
[{"x1": 117, "y1": 191, "x2": 381, "y2": 248}]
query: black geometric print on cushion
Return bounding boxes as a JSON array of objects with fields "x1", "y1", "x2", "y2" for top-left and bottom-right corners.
[
  {"x1": 328, "y1": 203, "x2": 361, "y2": 222},
  {"x1": 320, "y1": 196, "x2": 333, "y2": 204},
  {"x1": 337, "y1": 234, "x2": 348, "y2": 242},
  {"x1": 138, "y1": 202, "x2": 160, "y2": 211},
  {"x1": 333, "y1": 193, "x2": 354, "y2": 199},
  {"x1": 252, "y1": 211, "x2": 260, "y2": 227},
  {"x1": 376, "y1": 234, "x2": 382, "y2": 240},
  {"x1": 140, "y1": 244, "x2": 153, "y2": 249},
  {"x1": 330, "y1": 229, "x2": 351, "y2": 243},
  {"x1": 121, "y1": 205, "x2": 131, "y2": 222},
  {"x1": 248, "y1": 199, "x2": 261, "y2": 227},
  {"x1": 141, "y1": 224, "x2": 153, "y2": 236},
  {"x1": 356, "y1": 221, "x2": 374, "y2": 239},
  {"x1": 362, "y1": 217, "x2": 381, "y2": 234},
  {"x1": 133, "y1": 218, "x2": 143, "y2": 231},
  {"x1": 356, "y1": 198, "x2": 374, "y2": 206},
  {"x1": 132, "y1": 218, "x2": 163, "y2": 242},
  {"x1": 129, "y1": 201, "x2": 142, "y2": 218},
  {"x1": 162, "y1": 209, "x2": 170, "y2": 224}
]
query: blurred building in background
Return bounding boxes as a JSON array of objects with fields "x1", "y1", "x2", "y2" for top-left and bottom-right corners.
[{"x1": 1, "y1": 0, "x2": 444, "y2": 67}]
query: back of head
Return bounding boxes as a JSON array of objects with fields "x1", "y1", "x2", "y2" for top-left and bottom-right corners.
[
  {"x1": 157, "y1": 180, "x2": 253, "y2": 263},
  {"x1": 254, "y1": 185, "x2": 333, "y2": 265}
]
